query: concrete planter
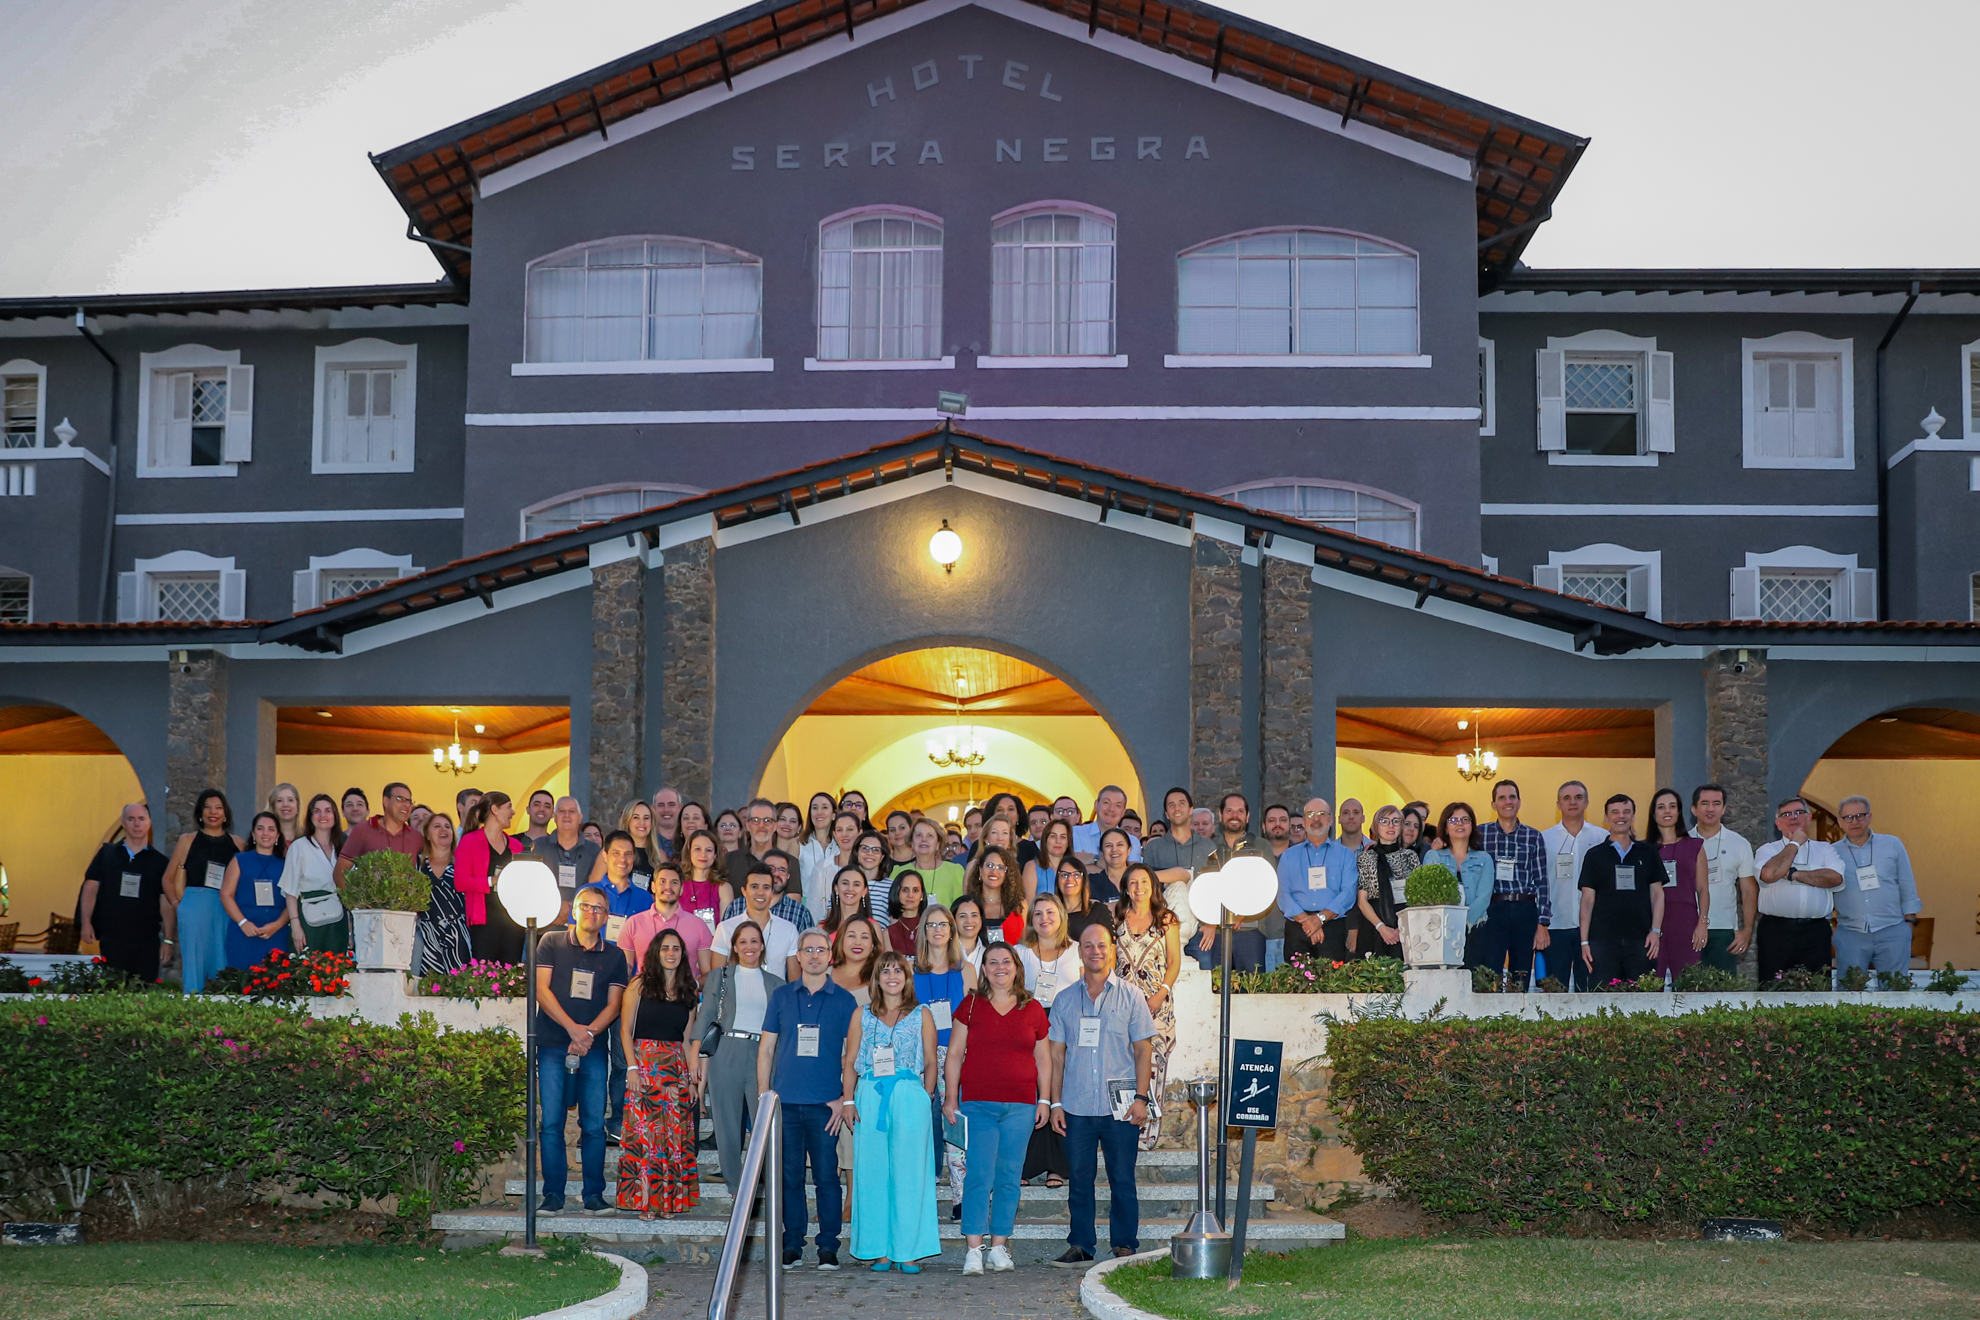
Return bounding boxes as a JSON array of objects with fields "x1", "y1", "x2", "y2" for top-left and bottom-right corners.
[
  {"x1": 1398, "y1": 905, "x2": 1469, "y2": 969},
  {"x1": 351, "y1": 909, "x2": 417, "y2": 972}
]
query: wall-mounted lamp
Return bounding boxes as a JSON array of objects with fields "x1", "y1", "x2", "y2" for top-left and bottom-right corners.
[{"x1": 929, "y1": 519, "x2": 962, "y2": 573}]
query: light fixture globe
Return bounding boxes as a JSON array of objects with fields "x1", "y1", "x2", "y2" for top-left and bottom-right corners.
[
  {"x1": 1217, "y1": 855, "x2": 1280, "y2": 920},
  {"x1": 929, "y1": 520, "x2": 962, "y2": 570},
  {"x1": 1187, "y1": 870, "x2": 1226, "y2": 928},
  {"x1": 497, "y1": 858, "x2": 562, "y2": 927}
]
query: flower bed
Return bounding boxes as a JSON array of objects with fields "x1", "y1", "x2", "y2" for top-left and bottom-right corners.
[
  {"x1": 206, "y1": 949, "x2": 355, "y2": 1000},
  {"x1": 0, "y1": 955, "x2": 167, "y2": 995},
  {"x1": 415, "y1": 960, "x2": 527, "y2": 1001},
  {"x1": 1214, "y1": 954, "x2": 1406, "y2": 995}
]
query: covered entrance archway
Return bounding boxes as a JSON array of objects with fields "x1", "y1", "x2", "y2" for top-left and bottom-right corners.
[
  {"x1": 0, "y1": 704, "x2": 145, "y2": 933},
  {"x1": 756, "y1": 645, "x2": 1143, "y2": 825}
]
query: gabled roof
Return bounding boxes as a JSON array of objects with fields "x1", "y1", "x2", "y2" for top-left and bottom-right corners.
[
  {"x1": 372, "y1": 0, "x2": 1585, "y2": 292},
  {"x1": 1492, "y1": 268, "x2": 1980, "y2": 297}
]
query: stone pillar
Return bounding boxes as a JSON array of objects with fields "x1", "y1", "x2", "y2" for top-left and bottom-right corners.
[
  {"x1": 1261, "y1": 555, "x2": 1314, "y2": 809},
  {"x1": 166, "y1": 650, "x2": 229, "y2": 840},
  {"x1": 588, "y1": 556, "x2": 647, "y2": 821},
  {"x1": 660, "y1": 537, "x2": 715, "y2": 807},
  {"x1": 1190, "y1": 536, "x2": 1244, "y2": 806},
  {"x1": 1703, "y1": 649, "x2": 1770, "y2": 843}
]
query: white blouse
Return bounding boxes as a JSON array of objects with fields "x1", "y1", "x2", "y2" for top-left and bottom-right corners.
[
  {"x1": 1017, "y1": 945, "x2": 1082, "y2": 1006},
  {"x1": 731, "y1": 967, "x2": 769, "y2": 1034},
  {"x1": 278, "y1": 837, "x2": 343, "y2": 924}
]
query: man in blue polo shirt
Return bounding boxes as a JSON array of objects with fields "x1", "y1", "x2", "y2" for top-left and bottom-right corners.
[
  {"x1": 533, "y1": 884, "x2": 629, "y2": 1215},
  {"x1": 1276, "y1": 798, "x2": 1359, "y2": 962},
  {"x1": 758, "y1": 927, "x2": 857, "y2": 1271},
  {"x1": 1832, "y1": 795, "x2": 1922, "y2": 975}
]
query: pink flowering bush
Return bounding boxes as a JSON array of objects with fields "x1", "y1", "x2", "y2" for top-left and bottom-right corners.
[{"x1": 417, "y1": 959, "x2": 527, "y2": 1001}]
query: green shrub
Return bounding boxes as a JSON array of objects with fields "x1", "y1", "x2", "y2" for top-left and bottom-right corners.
[
  {"x1": 1471, "y1": 965, "x2": 1500, "y2": 994},
  {"x1": 1330, "y1": 1005, "x2": 1980, "y2": 1224},
  {"x1": 0, "y1": 956, "x2": 167, "y2": 995},
  {"x1": 0, "y1": 997, "x2": 521, "y2": 1215},
  {"x1": 1838, "y1": 966, "x2": 1873, "y2": 993},
  {"x1": 1763, "y1": 966, "x2": 1832, "y2": 992},
  {"x1": 1928, "y1": 963, "x2": 1969, "y2": 994},
  {"x1": 1214, "y1": 956, "x2": 1405, "y2": 995},
  {"x1": 1878, "y1": 969, "x2": 1916, "y2": 992},
  {"x1": 417, "y1": 959, "x2": 528, "y2": 1000},
  {"x1": 1674, "y1": 962, "x2": 1755, "y2": 993},
  {"x1": 342, "y1": 850, "x2": 431, "y2": 913},
  {"x1": 1403, "y1": 863, "x2": 1461, "y2": 907}
]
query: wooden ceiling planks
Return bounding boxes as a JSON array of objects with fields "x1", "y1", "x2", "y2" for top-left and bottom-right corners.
[
  {"x1": 1338, "y1": 707, "x2": 1657, "y2": 759},
  {"x1": 0, "y1": 706, "x2": 122, "y2": 754},
  {"x1": 804, "y1": 648, "x2": 1095, "y2": 717},
  {"x1": 273, "y1": 705, "x2": 570, "y2": 756}
]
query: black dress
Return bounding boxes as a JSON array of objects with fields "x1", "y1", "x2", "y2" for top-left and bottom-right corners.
[{"x1": 417, "y1": 856, "x2": 474, "y2": 974}]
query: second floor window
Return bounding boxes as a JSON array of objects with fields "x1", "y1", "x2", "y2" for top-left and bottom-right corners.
[
  {"x1": 1177, "y1": 230, "x2": 1418, "y2": 357},
  {"x1": 990, "y1": 209, "x2": 1115, "y2": 356},
  {"x1": 817, "y1": 210, "x2": 943, "y2": 361},
  {"x1": 1751, "y1": 355, "x2": 1843, "y2": 461},
  {"x1": 150, "y1": 369, "x2": 231, "y2": 468},
  {"x1": 1222, "y1": 480, "x2": 1418, "y2": 550},
  {"x1": 522, "y1": 484, "x2": 702, "y2": 540},
  {"x1": 3, "y1": 373, "x2": 38, "y2": 449},
  {"x1": 526, "y1": 238, "x2": 763, "y2": 363},
  {"x1": 0, "y1": 570, "x2": 28, "y2": 623},
  {"x1": 1563, "y1": 356, "x2": 1640, "y2": 455}
]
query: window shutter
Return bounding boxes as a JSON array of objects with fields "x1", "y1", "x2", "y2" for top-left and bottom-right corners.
[
  {"x1": 388, "y1": 368, "x2": 412, "y2": 464},
  {"x1": 1730, "y1": 567, "x2": 1761, "y2": 620},
  {"x1": 1625, "y1": 565, "x2": 1652, "y2": 615},
  {"x1": 222, "y1": 365, "x2": 254, "y2": 462},
  {"x1": 219, "y1": 569, "x2": 248, "y2": 621},
  {"x1": 116, "y1": 572, "x2": 139, "y2": 623},
  {"x1": 1535, "y1": 349, "x2": 1566, "y2": 451},
  {"x1": 293, "y1": 569, "x2": 319, "y2": 615},
  {"x1": 1532, "y1": 564, "x2": 1562, "y2": 592},
  {"x1": 1848, "y1": 568, "x2": 1878, "y2": 622},
  {"x1": 1645, "y1": 350, "x2": 1675, "y2": 453}
]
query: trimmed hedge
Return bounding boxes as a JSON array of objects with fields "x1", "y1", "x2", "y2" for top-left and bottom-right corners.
[
  {"x1": 1330, "y1": 1006, "x2": 1980, "y2": 1224},
  {"x1": 0, "y1": 997, "x2": 523, "y2": 1216}
]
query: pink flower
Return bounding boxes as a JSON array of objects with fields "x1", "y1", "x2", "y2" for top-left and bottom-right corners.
[
  {"x1": 35, "y1": 1015, "x2": 47, "y2": 1025},
  {"x1": 453, "y1": 1140, "x2": 466, "y2": 1153}
]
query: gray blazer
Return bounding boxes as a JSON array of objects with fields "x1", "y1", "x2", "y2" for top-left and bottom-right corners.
[{"x1": 692, "y1": 964, "x2": 785, "y2": 1041}]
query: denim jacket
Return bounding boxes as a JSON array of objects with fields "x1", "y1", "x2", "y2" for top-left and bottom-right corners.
[{"x1": 1424, "y1": 848, "x2": 1496, "y2": 928}]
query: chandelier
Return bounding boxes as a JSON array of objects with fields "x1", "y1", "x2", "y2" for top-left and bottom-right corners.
[
  {"x1": 433, "y1": 712, "x2": 480, "y2": 777},
  {"x1": 1454, "y1": 710, "x2": 1498, "y2": 783},
  {"x1": 926, "y1": 668, "x2": 987, "y2": 770}
]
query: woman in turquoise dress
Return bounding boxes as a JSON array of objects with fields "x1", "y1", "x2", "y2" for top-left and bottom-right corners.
[
  {"x1": 842, "y1": 951, "x2": 940, "y2": 1272},
  {"x1": 165, "y1": 788, "x2": 241, "y2": 993},
  {"x1": 222, "y1": 811, "x2": 291, "y2": 969}
]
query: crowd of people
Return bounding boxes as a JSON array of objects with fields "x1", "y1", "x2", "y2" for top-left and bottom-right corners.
[{"x1": 71, "y1": 774, "x2": 1925, "y2": 1265}]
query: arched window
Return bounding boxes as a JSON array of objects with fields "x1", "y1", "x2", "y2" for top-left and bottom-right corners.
[
  {"x1": 1177, "y1": 230, "x2": 1418, "y2": 357},
  {"x1": 817, "y1": 209, "x2": 943, "y2": 362},
  {"x1": 1219, "y1": 480, "x2": 1419, "y2": 550},
  {"x1": 990, "y1": 206, "x2": 1116, "y2": 357},
  {"x1": 521, "y1": 484, "x2": 705, "y2": 540},
  {"x1": 525, "y1": 238, "x2": 762, "y2": 364}
]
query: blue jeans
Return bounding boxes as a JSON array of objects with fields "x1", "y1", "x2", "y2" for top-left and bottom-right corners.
[
  {"x1": 1465, "y1": 900, "x2": 1540, "y2": 978},
  {"x1": 959, "y1": 1101, "x2": 1034, "y2": 1238},
  {"x1": 1834, "y1": 922, "x2": 1912, "y2": 973},
  {"x1": 1064, "y1": 1112, "x2": 1139, "y2": 1253},
  {"x1": 1265, "y1": 939, "x2": 1285, "y2": 972},
  {"x1": 1188, "y1": 927, "x2": 1264, "y2": 973},
  {"x1": 780, "y1": 1102, "x2": 842, "y2": 1255},
  {"x1": 537, "y1": 1045, "x2": 608, "y2": 1203}
]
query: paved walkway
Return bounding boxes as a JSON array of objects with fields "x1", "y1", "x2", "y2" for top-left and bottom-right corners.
[{"x1": 640, "y1": 1261, "x2": 1088, "y2": 1320}]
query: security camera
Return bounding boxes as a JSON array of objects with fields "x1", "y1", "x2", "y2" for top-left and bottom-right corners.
[{"x1": 1732, "y1": 662, "x2": 1747, "y2": 674}]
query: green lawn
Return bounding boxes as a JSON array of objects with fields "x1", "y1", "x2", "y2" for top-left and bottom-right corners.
[
  {"x1": 0, "y1": 1241, "x2": 621, "y2": 1320},
  {"x1": 1107, "y1": 1240, "x2": 1980, "y2": 1320}
]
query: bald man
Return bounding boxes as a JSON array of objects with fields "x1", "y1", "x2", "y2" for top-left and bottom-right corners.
[
  {"x1": 531, "y1": 795, "x2": 601, "y2": 928},
  {"x1": 81, "y1": 802, "x2": 174, "y2": 982},
  {"x1": 1275, "y1": 798, "x2": 1358, "y2": 961}
]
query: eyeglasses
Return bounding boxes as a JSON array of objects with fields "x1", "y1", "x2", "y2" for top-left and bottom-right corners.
[
  {"x1": 1778, "y1": 808, "x2": 1809, "y2": 818},
  {"x1": 924, "y1": 920, "x2": 952, "y2": 932},
  {"x1": 576, "y1": 904, "x2": 609, "y2": 916},
  {"x1": 746, "y1": 815, "x2": 774, "y2": 826},
  {"x1": 387, "y1": 794, "x2": 413, "y2": 805},
  {"x1": 1840, "y1": 812, "x2": 1869, "y2": 823},
  {"x1": 858, "y1": 842, "x2": 883, "y2": 853}
]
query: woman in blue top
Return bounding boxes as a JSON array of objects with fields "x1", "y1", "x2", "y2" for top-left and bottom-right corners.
[
  {"x1": 167, "y1": 789, "x2": 241, "y2": 992},
  {"x1": 913, "y1": 904, "x2": 976, "y2": 1206},
  {"x1": 222, "y1": 811, "x2": 291, "y2": 969},
  {"x1": 1421, "y1": 802, "x2": 1494, "y2": 965},
  {"x1": 841, "y1": 952, "x2": 940, "y2": 1271}
]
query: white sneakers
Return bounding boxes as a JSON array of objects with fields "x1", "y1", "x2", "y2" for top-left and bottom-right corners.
[
  {"x1": 986, "y1": 1245, "x2": 1015, "y2": 1272},
  {"x1": 962, "y1": 1247, "x2": 985, "y2": 1276}
]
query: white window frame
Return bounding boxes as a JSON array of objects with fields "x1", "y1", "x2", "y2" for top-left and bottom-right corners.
[
  {"x1": 983, "y1": 201, "x2": 1120, "y2": 364},
  {"x1": 1730, "y1": 545, "x2": 1875, "y2": 622},
  {"x1": 0, "y1": 359, "x2": 48, "y2": 450},
  {"x1": 311, "y1": 339, "x2": 417, "y2": 474},
  {"x1": 1478, "y1": 337, "x2": 1495, "y2": 436},
  {"x1": 119, "y1": 550, "x2": 245, "y2": 622},
  {"x1": 293, "y1": 548, "x2": 419, "y2": 614},
  {"x1": 1167, "y1": 226, "x2": 1427, "y2": 367},
  {"x1": 808, "y1": 206, "x2": 950, "y2": 369},
  {"x1": 1741, "y1": 331, "x2": 1854, "y2": 471},
  {"x1": 1530, "y1": 544, "x2": 1661, "y2": 620},
  {"x1": 1537, "y1": 330, "x2": 1673, "y2": 467},
  {"x1": 1213, "y1": 478, "x2": 1421, "y2": 551},
  {"x1": 136, "y1": 345, "x2": 246, "y2": 478},
  {"x1": 0, "y1": 564, "x2": 31, "y2": 623},
  {"x1": 520, "y1": 482, "x2": 706, "y2": 542},
  {"x1": 520, "y1": 236, "x2": 769, "y2": 373},
  {"x1": 1961, "y1": 338, "x2": 1980, "y2": 440}
]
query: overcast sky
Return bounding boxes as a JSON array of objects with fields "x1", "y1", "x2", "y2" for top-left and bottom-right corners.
[{"x1": 2, "y1": 0, "x2": 1972, "y2": 296}]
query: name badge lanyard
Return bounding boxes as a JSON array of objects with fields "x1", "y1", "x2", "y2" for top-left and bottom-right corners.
[{"x1": 794, "y1": 988, "x2": 827, "y2": 1058}]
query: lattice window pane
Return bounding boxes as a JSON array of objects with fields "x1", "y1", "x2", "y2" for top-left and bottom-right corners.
[
  {"x1": 0, "y1": 573, "x2": 29, "y2": 622},
  {"x1": 1565, "y1": 360, "x2": 1636, "y2": 411},
  {"x1": 322, "y1": 571, "x2": 392, "y2": 602},
  {"x1": 1562, "y1": 571, "x2": 1629, "y2": 609},
  {"x1": 1757, "y1": 573, "x2": 1834, "y2": 623},
  {"x1": 3, "y1": 376, "x2": 37, "y2": 449},
  {"x1": 153, "y1": 575, "x2": 221, "y2": 622},
  {"x1": 190, "y1": 377, "x2": 228, "y2": 424}
]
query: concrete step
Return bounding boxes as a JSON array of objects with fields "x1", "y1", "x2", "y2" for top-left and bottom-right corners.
[
  {"x1": 566, "y1": 1147, "x2": 1232, "y2": 1184},
  {"x1": 501, "y1": 1178, "x2": 1273, "y2": 1209}
]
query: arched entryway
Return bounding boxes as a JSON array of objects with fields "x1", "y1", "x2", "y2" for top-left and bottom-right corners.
[
  {"x1": 755, "y1": 645, "x2": 1144, "y2": 823},
  {"x1": 0, "y1": 704, "x2": 145, "y2": 934}
]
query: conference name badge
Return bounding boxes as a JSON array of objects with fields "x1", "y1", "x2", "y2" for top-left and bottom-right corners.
[
  {"x1": 120, "y1": 872, "x2": 142, "y2": 899},
  {"x1": 570, "y1": 969, "x2": 594, "y2": 999},
  {"x1": 1857, "y1": 865, "x2": 1881, "y2": 892},
  {"x1": 797, "y1": 1024, "x2": 821, "y2": 1057},
  {"x1": 1077, "y1": 1016, "x2": 1101, "y2": 1048},
  {"x1": 872, "y1": 1044, "x2": 896, "y2": 1077},
  {"x1": 1615, "y1": 866, "x2": 1636, "y2": 892}
]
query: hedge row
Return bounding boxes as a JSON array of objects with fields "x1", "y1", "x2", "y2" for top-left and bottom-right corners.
[
  {"x1": 1329, "y1": 1006, "x2": 1980, "y2": 1224},
  {"x1": 0, "y1": 997, "x2": 524, "y2": 1215}
]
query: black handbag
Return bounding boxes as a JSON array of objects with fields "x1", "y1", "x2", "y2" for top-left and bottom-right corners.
[{"x1": 699, "y1": 967, "x2": 729, "y2": 1057}]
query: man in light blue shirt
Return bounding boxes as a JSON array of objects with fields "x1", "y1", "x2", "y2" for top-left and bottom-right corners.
[
  {"x1": 1832, "y1": 795, "x2": 1922, "y2": 975},
  {"x1": 1070, "y1": 785, "x2": 1143, "y2": 863},
  {"x1": 1276, "y1": 798, "x2": 1358, "y2": 962}
]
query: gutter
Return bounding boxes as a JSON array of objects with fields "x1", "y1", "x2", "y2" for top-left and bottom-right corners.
[
  {"x1": 73, "y1": 310, "x2": 120, "y2": 623},
  {"x1": 1874, "y1": 281, "x2": 1921, "y2": 620}
]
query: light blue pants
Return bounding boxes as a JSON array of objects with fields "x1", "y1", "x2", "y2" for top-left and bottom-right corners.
[
  {"x1": 851, "y1": 1074, "x2": 939, "y2": 1264},
  {"x1": 177, "y1": 888, "x2": 229, "y2": 994},
  {"x1": 1833, "y1": 922, "x2": 1913, "y2": 973},
  {"x1": 959, "y1": 1100, "x2": 1034, "y2": 1238},
  {"x1": 1265, "y1": 938, "x2": 1285, "y2": 972}
]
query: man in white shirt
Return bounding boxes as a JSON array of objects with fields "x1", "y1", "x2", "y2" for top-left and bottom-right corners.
[
  {"x1": 1071, "y1": 785, "x2": 1142, "y2": 863},
  {"x1": 711, "y1": 868, "x2": 802, "y2": 980},
  {"x1": 1752, "y1": 796, "x2": 1845, "y2": 982},
  {"x1": 1539, "y1": 780, "x2": 1603, "y2": 987},
  {"x1": 1688, "y1": 784, "x2": 1758, "y2": 974}
]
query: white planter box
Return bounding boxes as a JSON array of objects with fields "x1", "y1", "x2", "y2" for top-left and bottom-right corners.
[
  {"x1": 1398, "y1": 905, "x2": 1469, "y2": 969},
  {"x1": 351, "y1": 909, "x2": 417, "y2": 972}
]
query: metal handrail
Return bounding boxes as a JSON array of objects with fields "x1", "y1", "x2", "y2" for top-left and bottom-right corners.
[{"x1": 708, "y1": 1089, "x2": 781, "y2": 1320}]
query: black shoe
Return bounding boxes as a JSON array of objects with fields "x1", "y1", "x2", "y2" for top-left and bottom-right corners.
[
  {"x1": 1112, "y1": 1246, "x2": 1135, "y2": 1258},
  {"x1": 538, "y1": 1197, "x2": 566, "y2": 1213},
  {"x1": 605, "y1": 1127, "x2": 622, "y2": 1147},
  {"x1": 1052, "y1": 1248, "x2": 1093, "y2": 1268},
  {"x1": 817, "y1": 1251, "x2": 839, "y2": 1271},
  {"x1": 951, "y1": 1203, "x2": 961, "y2": 1221},
  {"x1": 782, "y1": 1249, "x2": 803, "y2": 1270},
  {"x1": 583, "y1": 1196, "x2": 614, "y2": 1216}
]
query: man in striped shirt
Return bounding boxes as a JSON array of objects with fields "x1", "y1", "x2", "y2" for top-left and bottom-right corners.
[{"x1": 1472, "y1": 780, "x2": 1553, "y2": 981}]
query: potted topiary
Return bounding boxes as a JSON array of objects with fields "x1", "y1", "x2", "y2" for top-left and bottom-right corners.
[
  {"x1": 341, "y1": 850, "x2": 431, "y2": 972},
  {"x1": 1397, "y1": 863, "x2": 1467, "y2": 969}
]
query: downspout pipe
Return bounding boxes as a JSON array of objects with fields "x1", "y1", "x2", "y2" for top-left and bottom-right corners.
[
  {"x1": 1874, "y1": 281, "x2": 1920, "y2": 621},
  {"x1": 74, "y1": 309, "x2": 120, "y2": 622}
]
